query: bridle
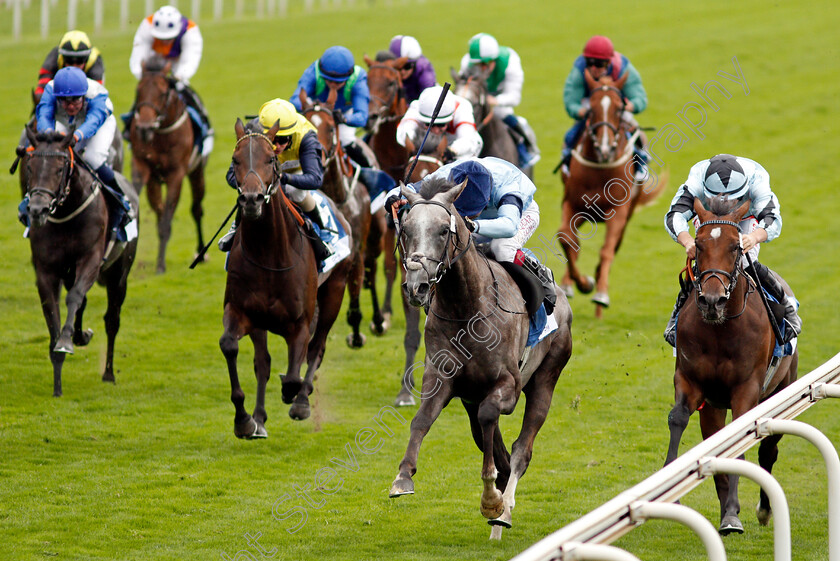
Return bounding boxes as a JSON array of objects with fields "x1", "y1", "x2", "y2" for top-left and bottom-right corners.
[
  {"x1": 457, "y1": 75, "x2": 494, "y2": 131},
  {"x1": 585, "y1": 85, "x2": 626, "y2": 158},
  {"x1": 367, "y1": 64, "x2": 405, "y2": 133},
  {"x1": 301, "y1": 104, "x2": 339, "y2": 163},
  {"x1": 232, "y1": 132, "x2": 282, "y2": 205},
  {"x1": 301, "y1": 103, "x2": 356, "y2": 201},
  {"x1": 134, "y1": 73, "x2": 188, "y2": 133},
  {"x1": 397, "y1": 199, "x2": 473, "y2": 286},
  {"x1": 691, "y1": 219, "x2": 746, "y2": 309}
]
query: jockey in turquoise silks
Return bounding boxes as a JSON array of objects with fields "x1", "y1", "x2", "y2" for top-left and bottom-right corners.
[{"x1": 560, "y1": 35, "x2": 648, "y2": 182}]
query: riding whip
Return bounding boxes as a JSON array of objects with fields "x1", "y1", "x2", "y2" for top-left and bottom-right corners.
[
  {"x1": 392, "y1": 82, "x2": 451, "y2": 231},
  {"x1": 189, "y1": 202, "x2": 239, "y2": 269},
  {"x1": 745, "y1": 250, "x2": 785, "y2": 346}
]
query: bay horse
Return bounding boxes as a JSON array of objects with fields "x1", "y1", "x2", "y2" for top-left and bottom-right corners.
[
  {"x1": 220, "y1": 119, "x2": 352, "y2": 435},
  {"x1": 365, "y1": 55, "x2": 409, "y2": 332},
  {"x1": 664, "y1": 197, "x2": 798, "y2": 535},
  {"x1": 388, "y1": 177, "x2": 573, "y2": 539},
  {"x1": 392, "y1": 132, "x2": 447, "y2": 407},
  {"x1": 453, "y1": 66, "x2": 528, "y2": 178},
  {"x1": 130, "y1": 55, "x2": 206, "y2": 273},
  {"x1": 23, "y1": 127, "x2": 138, "y2": 396},
  {"x1": 298, "y1": 87, "x2": 374, "y2": 348},
  {"x1": 558, "y1": 69, "x2": 666, "y2": 317}
]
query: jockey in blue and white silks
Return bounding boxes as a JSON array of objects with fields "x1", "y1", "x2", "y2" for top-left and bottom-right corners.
[
  {"x1": 386, "y1": 157, "x2": 556, "y2": 313},
  {"x1": 561, "y1": 35, "x2": 648, "y2": 181},
  {"x1": 662, "y1": 154, "x2": 801, "y2": 346}
]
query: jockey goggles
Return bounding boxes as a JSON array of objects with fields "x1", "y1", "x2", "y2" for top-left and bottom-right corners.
[{"x1": 585, "y1": 57, "x2": 610, "y2": 68}]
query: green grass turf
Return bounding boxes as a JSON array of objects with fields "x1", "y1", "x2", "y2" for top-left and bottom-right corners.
[{"x1": 0, "y1": 0, "x2": 839, "y2": 559}]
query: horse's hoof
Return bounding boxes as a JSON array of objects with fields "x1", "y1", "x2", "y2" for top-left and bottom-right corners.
[
  {"x1": 579, "y1": 276, "x2": 596, "y2": 294},
  {"x1": 369, "y1": 320, "x2": 386, "y2": 336},
  {"x1": 561, "y1": 284, "x2": 574, "y2": 299},
  {"x1": 246, "y1": 423, "x2": 268, "y2": 439},
  {"x1": 756, "y1": 503, "x2": 772, "y2": 526},
  {"x1": 346, "y1": 333, "x2": 366, "y2": 349},
  {"x1": 719, "y1": 515, "x2": 744, "y2": 535},
  {"x1": 381, "y1": 313, "x2": 392, "y2": 332},
  {"x1": 488, "y1": 508, "x2": 512, "y2": 528},
  {"x1": 481, "y1": 489, "x2": 505, "y2": 519},
  {"x1": 389, "y1": 476, "x2": 415, "y2": 497},
  {"x1": 394, "y1": 391, "x2": 416, "y2": 407},
  {"x1": 281, "y1": 376, "x2": 301, "y2": 404},
  {"x1": 101, "y1": 371, "x2": 115, "y2": 383},
  {"x1": 234, "y1": 416, "x2": 258, "y2": 439},
  {"x1": 53, "y1": 341, "x2": 74, "y2": 354},
  {"x1": 289, "y1": 397, "x2": 311, "y2": 421},
  {"x1": 592, "y1": 292, "x2": 610, "y2": 307},
  {"x1": 73, "y1": 328, "x2": 94, "y2": 346}
]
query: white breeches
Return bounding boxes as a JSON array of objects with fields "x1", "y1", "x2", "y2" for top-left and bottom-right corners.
[
  {"x1": 489, "y1": 201, "x2": 540, "y2": 262},
  {"x1": 56, "y1": 114, "x2": 117, "y2": 170}
]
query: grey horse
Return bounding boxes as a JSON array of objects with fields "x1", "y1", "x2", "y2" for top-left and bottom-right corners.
[{"x1": 388, "y1": 177, "x2": 573, "y2": 539}]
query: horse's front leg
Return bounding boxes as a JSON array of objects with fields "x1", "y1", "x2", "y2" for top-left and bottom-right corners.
[
  {"x1": 71, "y1": 295, "x2": 94, "y2": 347},
  {"x1": 54, "y1": 254, "x2": 101, "y2": 355},
  {"x1": 478, "y1": 378, "x2": 518, "y2": 522},
  {"x1": 365, "y1": 210, "x2": 387, "y2": 335},
  {"x1": 248, "y1": 329, "x2": 271, "y2": 439},
  {"x1": 35, "y1": 268, "x2": 64, "y2": 396},
  {"x1": 665, "y1": 368, "x2": 703, "y2": 466},
  {"x1": 187, "y1": 164, "x2": 207, "y2": 259},
  {"x1": 390, "y1": 373, "x2": 453, "y2": 498},
  {"x1": 220, "y1": 304, "x2": 257, "y2": 438},
  {"x1": 700, "y1": 404, "x2": 744, "y2": 535},
  {"x1": 558, "y1": 199, "x2": 594, "y2": 296},
  {"x1": 282, "y1": 321, "x2": 312, "y2": 421},
  {"x1": 394, "y1": 296, "x2": 421, "y2": 408},
  {"x1": 591, "y1": 204, "x2": 631, "y2": 315},
  {"x1": 381, "y1": 225, "x2": 397, "y2": 328},
  {"x1": 156, "y1": 170, "x2": 187, "y2": 274}
]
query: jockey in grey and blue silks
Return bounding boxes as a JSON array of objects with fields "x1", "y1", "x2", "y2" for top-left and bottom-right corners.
[{"x1": 662, "y1": 154, "x2": 800, "y2": 347}]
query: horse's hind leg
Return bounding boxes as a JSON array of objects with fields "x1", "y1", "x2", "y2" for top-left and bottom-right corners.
[
  {"x1": 756, "y1": 433, "x2": 782, "y2": 525},
  {"x1": 558, "y1": 200, "x2": 594, "y2": 296},
  {"x1": 394, "y1": 295, "x2": 421, "y2": 407},
  {"x1": 345, "y1": 251, "x2": 366, "y2": 349},
  {"x1": 100, "y1": 265, "x2": 131, "y2": 383},
  {"x1": 36, "y1": 270, "x2": 65, "y2": 396},
  {"x1": 157, "y1": 171, "x2": 187, "y2": 274},
  {"x1": 381, "y1": 225, "x2": 398, "y2": 329},
  {"x1": 188, "y1": 164, "x2": 207, "y2": 260},
  {"x1": 592, "y1": 207, "x2": 630, "y2": 316},
  {"x1": 55, "y1": 255, "x2": 100, "y2": 355},
  {"x1": 463, "y1": 400, "x2": 511, "y2": 491},
  {"x1": 72, "y1": 295, "x2": 94, "y2": 347},
  {"x1": 249, "y1": 329, "x2": 270, "y2": 438},
  {"x1": 220, "y1": 306, "x2": 258, "y2": 438},
  {"x1": 365, "y1": 211, "x2": 387, "y2": 335},
  {"x1": 700, "y1": 405, "x2": 744, "y2": 535}
]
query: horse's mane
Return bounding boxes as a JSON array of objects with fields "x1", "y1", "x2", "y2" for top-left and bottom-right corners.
[
  {"x1": 706, "y1": 195, "x2": 743, "y2": 217},
  {"x1": 460, "y1": 64, "x2": 485, "y2": 82},
  {"x1": 143, "y1": 54, "x2": 168, "y2": 74},
  {"x1": 33, "y1": 131, "x2": 67, "y2": 143},
  {"x1": 375, "y1": 50, "x2": 395, "y2": 63},
  {"x1": 417, "y1": 176, "x2": 457, "y2": 200}
]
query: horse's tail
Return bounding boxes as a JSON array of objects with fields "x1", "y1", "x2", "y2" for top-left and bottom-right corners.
[{"x1": 636, "y1": 168, "x2": 669, "y2": 208}]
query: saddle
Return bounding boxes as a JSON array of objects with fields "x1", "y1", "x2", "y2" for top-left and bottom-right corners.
[{"x1": 499, "y1": 261, "x2": 541, "y2": 317}]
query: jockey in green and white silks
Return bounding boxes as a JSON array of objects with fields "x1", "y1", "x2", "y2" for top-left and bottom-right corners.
[
  {"x1": 663, "y1": 154, "x2": 802, "y2": 346},
  {"x1": 386, "y1": 157, "x2": 556, "y2": 313},
  {"x1": 561, "y1": 35, "x2": 648, "y2": 181},
  {"x1": 458, "y1": 33, "x2": 540, "y2": 168}
]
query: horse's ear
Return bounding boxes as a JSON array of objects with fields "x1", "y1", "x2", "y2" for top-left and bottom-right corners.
[
  {"x1": 401, "y1": 182, "x2": 421, "y2": 206},
  {"x1": 163, "y1": 61, "x2": 172, "y2": 76},
  {"x1": 614, "y1": 71, "x2": 629, "y2": 90},
  {"x1": 267, "y1": 120, "x2": 281, "y2": 140},
  {"x1": 363, "y1": 54, "x2": 374, "y2": 68},
  {"x1": 693, "y1": 197, "x2": 711, "y2": 222},
  {"x1": 443, "y1": 178, "x2": 469, "y2": 206},
  {"x1": 405, "y1": 138, "x2": 416, "y2": 154},
  {"x1": 61, "y1": 126, "x2": 76, "y2": 149},
  {"x1": 25, "y1": 121, "x2": 38, "y2": 146},
  {"x1": 394, "y1": 56, "x2": 409, "y2": 69},
  {"x1": 325, "y1": 82, "x2": 338, "y2": 108},
  {"x1": 583, "y1": 68, "x2": 598, "y2": 90},
  {"x1": 450, "y1": 67, "x2": 460, "y2": 83},
  {"x1": 732, "y1": 199, "x2": 751, "y2": 221},
  {"x1": 235, "y1": 118, "x2": 245, "y2": 139}
]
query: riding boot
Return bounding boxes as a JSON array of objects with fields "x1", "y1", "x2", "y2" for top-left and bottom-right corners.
[
  {"x1": 96, "y1": 164, "x2": 129, "y2": 239},
  {"x1": 753, "y1": 261, "x2": 802, "y2": 344},
  {"x1": 516, "y1": 251, "x2": 557, "y2": 315},
  {"x1": 664, "y1": 282, "x2": 692, "y2": 347},
  {"x1": 302, "y1": 209, "x2": 332, "y2": 262},
  {"x1": 557, "y1": 148, "x2": 572, "y2": 176},
  {"x1": 175, "y1": 82, "x2": 214, "y2": 155},
  {"x1": 121, "y1": 107, "x2": 134, "y2": 142},
  {"x1": 218, "y1": 214, "x2": 240, "y2": 252},
  {"x1": 503, "y1": 114, "x2": 540, "y2": 168},
  {"x1": 343, "y1": 139, "x2": 377, "y2": 168}
]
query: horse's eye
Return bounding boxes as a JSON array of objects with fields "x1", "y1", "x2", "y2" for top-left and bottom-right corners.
[{"x1": 438, "y1": 226, "x2": 449, "y2": 236}]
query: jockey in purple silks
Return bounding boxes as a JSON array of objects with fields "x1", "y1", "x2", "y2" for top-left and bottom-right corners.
[{"x1": 388, "y1": 35, "x2": 437, "y2": 104}]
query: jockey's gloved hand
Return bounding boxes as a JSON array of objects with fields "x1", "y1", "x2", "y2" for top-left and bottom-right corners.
[
  {"x1": 385, "y1": 194, "x2": 404, "y2": 215},
  {"x1": 443, "y1": 147, "x2": 456, "y2": 164},
  {"x1": 279, "y1": 172, "x2": 290, "y2": 185},
  {"x1": 332, "y1": 110, "x2": 346, "y2": 125},
  {"x1": 464, "y1": 217, "x2": 478, "y2": 233}
]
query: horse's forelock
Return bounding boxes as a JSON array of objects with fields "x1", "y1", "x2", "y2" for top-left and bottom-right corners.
[
  {"x1": 706, "y1": 195, "x2": 742, "y2": 217},
  {"x1": 243, "y1": 119, "x2": 262, "y2": 134},
  {"x1": 418, "y1": 176, "x2": 457, "y2": 200},
  {"x1": 375, "y1": 50, "x2": 396, "y2": 63},
  {"x1": 143, "y1": 55, "x2": 168, "y2": 74}
]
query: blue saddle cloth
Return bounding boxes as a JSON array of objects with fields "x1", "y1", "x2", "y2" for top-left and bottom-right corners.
[
  {"x1": 184, "y1": 105, "x2": 210, "y2": 150},
  {"x1": 527, "y1": 304, "x2": 549, "y2": 347}
]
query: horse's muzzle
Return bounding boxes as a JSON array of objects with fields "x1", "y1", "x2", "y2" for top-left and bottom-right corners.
[
  {"x1": 697, "y1": 292, "x2": 727, "y2": 324},
  {"x1": 403, "y1": 279, "x2": 430, "y2": 309},
  {"x1": 238, "y1": 193, "x2": 266, "y2": 219},
  {"x1": 27, "y1": 199, "x2": 50, "y2": 228}
]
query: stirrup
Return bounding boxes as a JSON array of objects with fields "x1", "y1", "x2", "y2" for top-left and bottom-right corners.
[{"x1": 218, "y1": 225, "x2": 237, "y2": 252}]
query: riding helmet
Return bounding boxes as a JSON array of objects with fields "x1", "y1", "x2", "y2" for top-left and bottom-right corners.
[
  {"x1": 417, "y1": 86, "x2": 456, "y2": 124},
  {"x1": 449, "y1": 160, "x2": 493, "y2": 217},
  {"x1": 389, "y1": 35, "x2": 422, "y2": 60},
  {"x1": 583, "y1": 35, "x2": 614, "y2": 60},
  {"x1": 468, "y1": 33, "x2": 500, "y2": 64},
  {"x1": 703, "y1": 154, "x2": 750, "y2": 200},
  {"x1": 258, "y1": 99, "x2": 299, "y2": 136},
  {"x1": 318, "y1": 46, "x2": 355, "y2": 82},
  {"x1": 151, "y1": 5, "x2": 184, "y2": 40},
  {"x1": 53, "y1": 67, "x2": 89, "y2": 98},
  {"x1": 58, "y1": 30, "x2": 92, "y2": 60}
]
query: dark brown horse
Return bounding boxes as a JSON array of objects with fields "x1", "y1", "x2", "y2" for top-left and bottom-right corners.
[
  {"x1": 365, "y1": 56, "x2": 410, "y2": 332},
  {"x1": 453, "y1": 66, "x2": 526, "y2": 177},
  {"x1": 664, "y1": 197, "x2": 798, "y2": 535},
  {"x1": 220, "y1": 119, "x2": 352, "y2": 435},
  {"x1": 392, "y1": 134, "x2": 447, "y2": 407},
  {"x1": 558, "y1": 70, "x2": 666, "y2": 317},
  {"x1": 298, "y1": 87, "x2": 373, "y2": 348},
  {"x1": 130, "y1": 56, "x2": 206, "y2": 273},
  {"x1": 23, "y1": 128, "x2": 138, "y2": 396},
  {"x1": 388, "y1": 177, "x2": 573, "y2": 539}
]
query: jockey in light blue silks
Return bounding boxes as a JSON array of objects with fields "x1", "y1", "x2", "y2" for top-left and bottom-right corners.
[
  {"x1": 291, "y1": 45, "x2": 395, "y2": 211},
  {"x1": 386, "y1": 157, "x2": 556, "y2": 313},
  {"x1": 560, "y1": 35, "x2": 648, "y2": 182},
  {"x1": 663, "y1": 154, "x2": 802, "y2": 346}
]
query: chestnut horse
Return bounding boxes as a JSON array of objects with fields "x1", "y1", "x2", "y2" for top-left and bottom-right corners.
[
  {"x1": 298, "y1": 87, "x2": 374, "y2": 348},
  {"x1": 220, "y1": 119, "x2": 351, "y2": 434},
  {"x1": 558, "y1": 70, "x2": 666, "y2": 317},
  {"x1": 664, "y1": 197, "x2": 798, "y2": 535},
  {"x1": 389, "y1": 177, "x2": 573, "y2": 539},
  {"x1": 23, "y1": 128, "x2": 138, "y2": 396},
  {"x1": 130, "y1": 56, "x2": 206, "y2": 273}
]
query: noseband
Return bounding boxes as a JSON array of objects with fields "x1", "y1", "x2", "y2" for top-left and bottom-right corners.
[
  {"x1": 693, "y1": 219, "x2": 744, "y2": 301},
  {"x1": 233, "y1": 132, "x2": 282, "y2": 204},
  {"x1": 398, "y1": 199, "x2": 472, "y2": 286}
]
